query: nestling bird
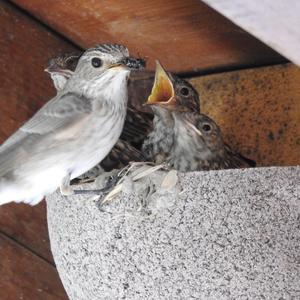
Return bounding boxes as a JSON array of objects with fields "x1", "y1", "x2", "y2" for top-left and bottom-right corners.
[
  {"x1": 146, "y1": 61, "x2": 255, "y2": 171},
  {"x1": 169, "y1": 112, "x2": 256, "y2": 171},
  {"x1": 45, "y1": 52, "x2": 81, "y2": 92},
  {"x1": 0, "y1": 44, "x2": 144, "y2": 205},
  {"x1": 142, "y1": 60, "x2": 200, "y2": 164},
  {"x1": 45, "y1": 52, "x2": 152, "y2": 177}
]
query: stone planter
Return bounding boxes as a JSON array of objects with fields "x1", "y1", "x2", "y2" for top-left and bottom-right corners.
[{"x1": 47, "y1": 166, "x2": 299, "y2": 300}]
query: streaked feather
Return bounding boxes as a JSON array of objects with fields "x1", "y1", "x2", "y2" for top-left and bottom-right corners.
[
  {"x1": 121, "y1": 107, "x2": 153, "y2": 146},
  {"x1": 170, "y1": 112, "x2": 255, "y2": 171},
  {"x1": 101, "y1": 139, "x2": 146, "y2": 171}
]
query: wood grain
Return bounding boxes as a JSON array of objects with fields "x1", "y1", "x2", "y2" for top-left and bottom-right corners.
[
  {"x1": 0, "y1": 0, "x2": 76, "y2": 262},
  {"x1": 11, "y1": 0, "x2": 284, "y2": 73},
  {"x1": 0, "y1": 233, "x2": 67, "y2": 300},
  {"x1": 202, "y1": 0, "x2": 300, "y2": 66},
  {"x1": 0, "y1": 202, "x2": 52, "y2": 262}
]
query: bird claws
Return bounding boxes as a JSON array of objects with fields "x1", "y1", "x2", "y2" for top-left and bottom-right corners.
[{"x1": 72, "y1": 165, "x2": 130, "y2": 197}]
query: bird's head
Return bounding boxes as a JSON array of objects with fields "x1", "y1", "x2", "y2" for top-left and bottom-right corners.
[
  {"x1": 45, "y1": 52, "x2": 81, "y2": 75},
  {"x1": 145, "y1": 60, "x2": 200, "y2": 113},
  {"x1": 178, "y1": 113, "x2": 224, "y2": 153},
  {"x1": 48, "y1": 44, "x2": 145, "y2": 98},
  {"x1": 45, "y1": 52, "x2": 82, "y2": 91},
  {"x1": 73, "y1": 44, "x2": 144, "y2": 84}
]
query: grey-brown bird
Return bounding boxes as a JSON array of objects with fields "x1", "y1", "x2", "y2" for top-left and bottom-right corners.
[
  {"x1": 145, "y1": 61, "x2": 255, "y2": 171},
  {"x1": 45, "y1": 52, "x2": 152, "y2": 176},
  {"x1": 0, "y1": 44, "x2": 144, "y2": 205},
  {"x1": 45, "y1": 52, "x2": 82, "y2": 92},
  {"x1": 142, "y1": 61, "x2": 200, "y2": 164},
  {"x1": 168, "y1": 112, "x2": 256, "y2": 171}
]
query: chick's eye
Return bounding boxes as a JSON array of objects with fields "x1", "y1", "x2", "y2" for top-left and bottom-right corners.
[
  {"x1": 202, "y1": 123, "x2": 211, "y2": 132},
  {"x1": 91, "y1": 57, "x2": 102, "y2": 68},
  {"x1": 180, "y1": 87, "x2": 189, "y2": 96}
]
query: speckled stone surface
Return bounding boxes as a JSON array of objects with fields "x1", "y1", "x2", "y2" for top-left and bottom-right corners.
[{"x1": 47, "y1": 166, "x2": 300, "y2": 300}]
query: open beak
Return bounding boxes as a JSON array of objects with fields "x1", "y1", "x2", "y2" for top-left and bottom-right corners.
[{"x1": 144, "y1": 60, "x2": 175, "y2": 108}]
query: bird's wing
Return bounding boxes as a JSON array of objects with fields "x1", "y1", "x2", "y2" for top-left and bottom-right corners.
[
  {"x1": 73, "y1": 139, "x2": 147, "y2": 183},
  {"x1": 120, "y1": 107, "x2": 153, "y2": 147},
  {"x1": 20, "y1": 92, "x2": 92, "y2": 135},
  {"x1": 0, "y1": 93, "x2": 92, "y2": 176},
  {"x1": 1, "y1": 93, "x2": 92, "y2": 151},
  {"x1": 224, "y1": 144, "x2": 256, "y2": 168},
  {"x1": 101, "y1": 139, "x2": 147, "y2": 171}
]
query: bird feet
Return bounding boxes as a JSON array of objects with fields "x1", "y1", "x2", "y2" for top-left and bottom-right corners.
[
  {"x1": 60, "y1": 173, "x2": 112, "y2": 197},
  {"x1": 60, "y1": 174, "x2": 74, "y2": 196}
]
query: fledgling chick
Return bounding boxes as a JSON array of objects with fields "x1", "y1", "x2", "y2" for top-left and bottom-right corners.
[
  {"x1": 169, "y1": 112, "x2": 256, "y2": 171},
  {"x1": 0, "y1": 44, "x2": 144, "y2": 205},
  {"x1": 45, "y1": 52, "x2": 152, "y2": 179},
  {"x1": 45, "y1": 52, "x2": 81, "y2": 92},
  {"x1": 146, "y1": 61, "x2": 255, "y2": 171},
  {"x1": 142, "y1": 61, "x2": 200, "y2": 163}
]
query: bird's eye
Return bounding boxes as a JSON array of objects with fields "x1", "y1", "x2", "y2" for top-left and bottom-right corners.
[
  {"x1": 202, "y1": 123, "x2": 211, "y2": 132},
  {"x1": 91, "y1": 57, "x2": 103, "y2": 68},
  {"x1": 180, "y1": 87, "x2": 189, "y2": 96}
]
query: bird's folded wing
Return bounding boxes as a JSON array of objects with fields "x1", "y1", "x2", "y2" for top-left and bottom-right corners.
[
  {"x1": 20, "y1": 92, "x2": 92, "y2": 135},
  {"x1": 74, "y1": 139, "x2": 147, "y2": 183},
  {"x1": 224, "y1": 144, "x2": 256, "y2": 168},
  {"x1": 101, "y1": 139, "x2": 147, "y2": 171},
  {"x1": 121, "y1": 107, "x2": 153, "y2": 146},
  {"x1": 0, "y1": 93, "x2": 92, "y2": 151},
  {"x1": 0, "y1": 93, "x2": 92, "y2": 176}
]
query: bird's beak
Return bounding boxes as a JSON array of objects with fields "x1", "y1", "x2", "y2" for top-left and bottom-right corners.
[
  {"x1": 44, "y1": 64, "x2": 73, "y2": 77},
  {"x1": 44, "y1": 59, "x2": 62, "y2": 74},
  {"x1": 44, "y1": 64, "x2": 59, "y2": 74},
  {"x1": 184, "y1": 120, "x2": 203, "y2": 137},
  {"x1": 144, "y1": 60, "x2": 175, "y2": 108},
  {"x1": 108, "y1": 63, "x2": 125, "y2": 69},
  {"x1": 110, "y1": 57, "x2": 146, "y2": 70}
]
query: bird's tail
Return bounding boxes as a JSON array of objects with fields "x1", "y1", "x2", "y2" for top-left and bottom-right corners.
[
  {"x1": 0, "y1": 177, "x2": 16, "y2": 205},
  {"x1": 0, "y1": 176, "x2": 44, "y2": 206}
]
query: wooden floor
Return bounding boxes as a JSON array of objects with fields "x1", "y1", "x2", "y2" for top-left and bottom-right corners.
[{"x1": 0, "y1": 1, "x2": 297, "y2": 299}]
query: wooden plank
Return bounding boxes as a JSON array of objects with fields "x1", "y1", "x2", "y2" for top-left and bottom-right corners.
[
  {"x1": 0, "y1": 202, "x2": 52, "y2": 262},
  {"x1": 202, "y1": 0, "x2": 300, "y2": 67},
  {"x1": 0, "y1": 1, "x2": 77, "y2": 262},
  {"x1": 191, "y1": 63, "x2": 300, "y2": 166},
  {"x1": 11, "y1": 0, "x2": 284, "y2": 73},
  {"x1": 0, "y1": 233, "x2": 67, "y2": 300}
]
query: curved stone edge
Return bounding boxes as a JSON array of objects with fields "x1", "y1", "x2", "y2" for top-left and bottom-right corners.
[{"x1": 47, "y1": 166, "x2": 300, "y2": 300}]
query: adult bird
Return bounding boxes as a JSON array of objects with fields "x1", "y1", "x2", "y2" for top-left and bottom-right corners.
[
  {"x1": 0, "y1": 44, "x2": 143, "y2": 205},
  {"x1": 45, "y1": 52, "x2": 152, "y2": 176},
  {"x1": 145, "y1": 61, "x2": 256, "y2": 171}
]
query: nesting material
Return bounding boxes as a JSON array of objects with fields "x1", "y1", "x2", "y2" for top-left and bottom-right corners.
[
  {"x1": 97, "y1": 163, "x2": 172, "y2": 203},
  {"x1": 47, "y1": 166, "x2": 300, "y2": 300}
]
